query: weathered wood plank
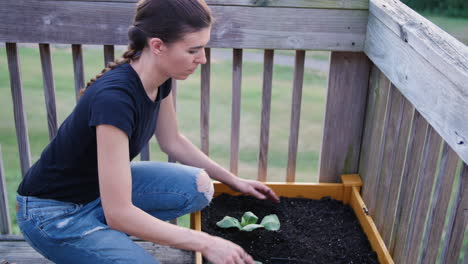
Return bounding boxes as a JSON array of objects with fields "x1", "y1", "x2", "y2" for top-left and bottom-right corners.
[
  {"x1": 52, "y1": 0, "x2": 370, "y2": 10},
  {"x1": 391, "y1": 111, "x2": 428, "y2": 261},
  {"x1": 364, "y1": 12, "x2": 468, "y2": 164},
  {"x1": 441, "y1": 163, "x2": 468, "y2": 264},
  {"x1": 0, "y1": 0, "x2": 368, "y2": 51},
  {"x1": 0, "y1": 240, "x2": 193, "y2": 264},
  {"x1": 286, "y1": 50, "x2": 305, "y2": 183},
  {"x1": 420, "y1": 143, "x2": 459, "y2": 264},
  {"x1": 359, "y1": 66, "x2": 391, "y2": 214},
  {"x1": 71, "y1": 44, "x2": 85, "y2": 102},
  {"x1": 230, "y1": 49, "x2": 242, "y2": 175},
  {"x1": 369, "y1": 0, "x2": 467, "y2": 93},
  {"x1": 405, "y1": 126, "x2": 442, "y2": 263},
  {"x1": 6, "y1": 43, "x2": 32, "y2": 177},
  {"x1": 103, "y1": 45, "x2": 115, "y2": 67},
  {"x1": 140, "y1": 143, "x2": 150, "y2": 161},
  {"x1": 373, "y1": 84, "x2": 405, "y2": 232},
  {"x1": 168, "y1": 79, "x2": 177, "y2": 164},
  {"x1": 201, "y1": 48, "x2": 211, "y2": 155},
  {"x1": 207, "y1": 0, "x2": 368, "y2": 9},
  {"x1": 319, "y1": 52, "x2": 370, "y2": 183},
  {"x1": 0, "y1": 146, "x2": 11, "y2": 235},
  {"x1": 381, "y1": 96, "x2": 414, "y2": 245},
  {"x1": 258, "y1": 50, "x2": 274, "y2": 182},
  {"x1": 39, "y1": 43, "x2": 59, "y2": 140}
]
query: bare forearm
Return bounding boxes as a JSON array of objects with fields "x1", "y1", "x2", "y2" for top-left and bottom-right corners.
[
  {"x1": 165, "y1": 134, "x2": 238, "y2": 187},
  {"x1": 107, "y1": 205, "x2": 211, "y2": 252}
]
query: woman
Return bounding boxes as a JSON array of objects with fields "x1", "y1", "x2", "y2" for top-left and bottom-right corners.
[{"x1": 15, "y1": 0, "x2": 279, "y2": 263}]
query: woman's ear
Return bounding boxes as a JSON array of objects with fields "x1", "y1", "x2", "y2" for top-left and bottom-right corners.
[{"x1": 148, "y1": 37, "x2": 164, "y2": 55}]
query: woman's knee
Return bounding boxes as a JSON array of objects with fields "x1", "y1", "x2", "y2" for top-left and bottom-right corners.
[{"x1": 196, "y1": 170, "x2": 214, "y2": 204}]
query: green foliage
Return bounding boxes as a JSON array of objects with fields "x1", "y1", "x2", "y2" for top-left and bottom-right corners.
[
  {"x1": 402, "y1": 0, "x2": 468, "y2": 17},
  {"x1": 216, "y1": 212, "x2": 280, "y2": 232}
]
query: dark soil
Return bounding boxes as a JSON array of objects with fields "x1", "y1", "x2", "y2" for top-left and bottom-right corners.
[{"x1": 201, "y1": 194, "x2": 379, "y2": 264}]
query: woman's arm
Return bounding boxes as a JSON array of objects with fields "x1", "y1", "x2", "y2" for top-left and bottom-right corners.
[
  {"x1": 96, "y1": 124, "x2": 254, "y2": 263},
  {"x1": 155, "y1": 92, "x2": 279, "y2": 203}
]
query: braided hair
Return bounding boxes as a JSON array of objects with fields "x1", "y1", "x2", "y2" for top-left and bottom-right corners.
[{"x1": 79, "y1": 0, "x2": 212, "y2": 97}]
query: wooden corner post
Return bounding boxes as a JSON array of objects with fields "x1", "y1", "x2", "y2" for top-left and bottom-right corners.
[{"x1": 319, "y1": 52, "x2": 371, "y2": 183}]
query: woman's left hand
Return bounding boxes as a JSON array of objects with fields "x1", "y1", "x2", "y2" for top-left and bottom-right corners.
[{"x1": 231, "y1": 178, "x2": 280, "y2": 203}]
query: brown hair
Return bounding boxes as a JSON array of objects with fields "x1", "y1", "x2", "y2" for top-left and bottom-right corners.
[{"x1": 79, "y1": 0, "x2": 213, "y2": 96}]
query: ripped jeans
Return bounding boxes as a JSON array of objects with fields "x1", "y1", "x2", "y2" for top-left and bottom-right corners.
[{"x1": 16, "y1": 161, "x2": 214, "y2": 264}]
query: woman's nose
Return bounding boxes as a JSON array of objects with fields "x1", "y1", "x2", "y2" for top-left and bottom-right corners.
[{"x1": 196, "y1": 48, "x2": 207, "y2": 64}]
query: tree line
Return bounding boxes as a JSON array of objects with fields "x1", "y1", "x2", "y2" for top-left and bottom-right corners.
[{"x1": 402, "y1": 0, "x2": 467, "y2": 17}]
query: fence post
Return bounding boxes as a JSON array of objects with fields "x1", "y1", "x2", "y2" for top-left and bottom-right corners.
[{"x1": 0, "y1": 145, "x2": 11, "y2": 235}]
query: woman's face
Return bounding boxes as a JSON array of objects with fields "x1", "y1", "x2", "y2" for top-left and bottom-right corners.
[{"x1": 157, "y1": 27, "x2": 211, "y2": 80}]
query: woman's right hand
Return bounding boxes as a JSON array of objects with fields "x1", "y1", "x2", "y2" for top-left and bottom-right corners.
[{"x1": 201, "y1": 235, "x2": 255, "y2": 264}]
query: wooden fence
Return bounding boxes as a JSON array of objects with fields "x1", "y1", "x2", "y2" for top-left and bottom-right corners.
[{"x1": 0, "y1": 0, "x2": 466, "y2": 263}]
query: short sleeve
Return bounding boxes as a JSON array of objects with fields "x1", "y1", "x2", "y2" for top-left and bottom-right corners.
[{"x1": 88, "y1": 89, "x2": 136, "y2": 138}]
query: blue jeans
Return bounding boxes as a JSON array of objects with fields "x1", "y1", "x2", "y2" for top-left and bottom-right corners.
[{"x1": 16, "y1": 161, "x2": 212, "y2": 263}]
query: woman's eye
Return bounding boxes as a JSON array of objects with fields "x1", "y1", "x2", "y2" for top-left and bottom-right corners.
[{"x1": 189, "y1": 50, "x2": 198, "y2": 54}]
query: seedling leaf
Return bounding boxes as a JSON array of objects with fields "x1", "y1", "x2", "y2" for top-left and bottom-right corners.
[
  {"x1": 241, "y1": 224, "x2": 264, "y2": 231},
  {"x1": 260, "y1": 214, "x2": 280, "y2": 231},
  {"x1": 241, "y1": 211, "x2": 258, "y2": 226},
  {"x1": 216, "y1": 216, "x2": 241, "y2": 230}
]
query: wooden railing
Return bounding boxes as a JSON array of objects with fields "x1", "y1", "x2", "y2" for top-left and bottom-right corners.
[
  {"x1": 0, "y1": 0, "x2": 466, "y2": 263},
  {"x1": 360, "y1": 0, "x2": 467, "y2": 263}
]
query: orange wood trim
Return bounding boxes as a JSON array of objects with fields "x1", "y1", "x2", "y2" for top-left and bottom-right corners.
[{"x1": 350, "y1": 186, "x2": 394, "y2": 264}]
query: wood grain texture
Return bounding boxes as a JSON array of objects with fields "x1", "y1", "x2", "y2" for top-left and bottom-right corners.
[
  {"x1": 71, "y1": 44, "x2": 85, "y2": 102},
  {"x1": 369, "y1": 0, "x2": 467, "y2": 94},
  {"x1": 359, "y1": 66, "x2": 391, "y2": 215},
  {"x1": 257, "y1": 50, "x2": 274, "y2": 182},
  {"x1": 168, "y1": 79, "x2": 177, "y2": 163},
  {"x1": 6, "y1": 43, "x2": 32, "y2": 177},
  {"x1": 53, "y1": 0, "x2": 369, "y2": 10},
  {"x1": 206, "y1": 0, "x2": 369, "y2": 9},
  {"x1": 364, "y1": 12, "x2": 468, "y2": 164},
  {"x1": 0, "y1": 146, "x2": 11, "y2": 235},
  {"x1": 405, "y1": 126, "x2": 442, "y2": 263},
  {"x1": 0, "y1": 240, "x2": 193, "y2": 264},
  {"x1": 103, "y1": 45, "x2": 115, "y2": 67},
  {"x1": 381, "y1": 96, "x2": 414, "y2": 245},
  {"x1": 0, "y1": 0, "x2": 368, "y2": 51},
  {"x1": 373, "y1": 84, "x2": 405, "y2": 232},
  {"x1": 39, "y1": 43, "x2": 59, "y2": 140},
  {"x1": 391, "y1": 111, "x2": 428, "y2": 261},
  {"x1": 230, "y1": 49, "x2": 242, "y2": 175},
  {"x1": 420, "y1": 143, "x2": 459, "y2": 264},
  {"x1": 441, "y1": 163, "x2": 468, "y2": 264},
  {"x1": 349, "y1": 187, "x2": 394, "y2": 264},
  {"x1": 319, "y1": 52, "x2": 370, "y2": 183},
  {"x1": 200, "y1": 48, "x2": 211, "y2": 155},
  {"x1": 286, "y1": 50, "x2": 305, "y2": 183}
]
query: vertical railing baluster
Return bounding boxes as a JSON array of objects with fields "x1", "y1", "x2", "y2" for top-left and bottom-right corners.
[
  {"x1": 168, "y1": 79, "x2": 178, "y2": 164},
  {"x1": 286, "y1": 50, "x2": 305, "y2": 183},
  {"x1": 103, "y1": 45, "x2": 115, "y2": 67},
  {"x1": 72, "y1": 44, "x2": 85, "y2": 102},
  {"x1": 6, "y1": 43, "x2": 31, "y2": 177},
  {"x1": 257, "y1": 49, "x2": 274, "y2": 182},
  {"x1": 39, "y1": 43, "x2": 58, "y2": 140},
  {"x1": 200, "y1": 48, "x2": 211, "y2": 156},
  {"x1": 0, "y1": 146, "x2": 11, "y2": 235},
  {"x1": 230, "y1": 49, "x2": 242, "y2": 175}
]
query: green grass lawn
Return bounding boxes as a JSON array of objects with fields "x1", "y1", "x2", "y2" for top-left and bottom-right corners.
[
  {"x1": 0, "y1": 45, "x2": 328, "y2": 233},
  {"x1": 423, "y1": 13, "x2": 468, "y2": 44}
]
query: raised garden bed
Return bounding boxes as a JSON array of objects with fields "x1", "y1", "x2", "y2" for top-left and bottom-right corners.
[{"x1": 192, "y1": 175, "x2": 393, "y2": 264}]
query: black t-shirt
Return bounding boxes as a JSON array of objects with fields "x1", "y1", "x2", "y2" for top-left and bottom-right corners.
[{"x1": 17, "y1": 63, "x2": 172, "y2": 204}]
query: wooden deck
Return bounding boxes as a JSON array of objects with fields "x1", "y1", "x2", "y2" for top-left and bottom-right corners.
[
  {"x1": 0, "y1": 0, "x2": 466, "y2": 263},
  {"x1": 0, "y1": 235, "x2": 193, "y2": 264}
]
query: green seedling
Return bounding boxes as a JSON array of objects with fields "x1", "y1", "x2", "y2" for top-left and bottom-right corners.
[{"x1": 216, "y1": 211, "x2": 280, "y2": 232}]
